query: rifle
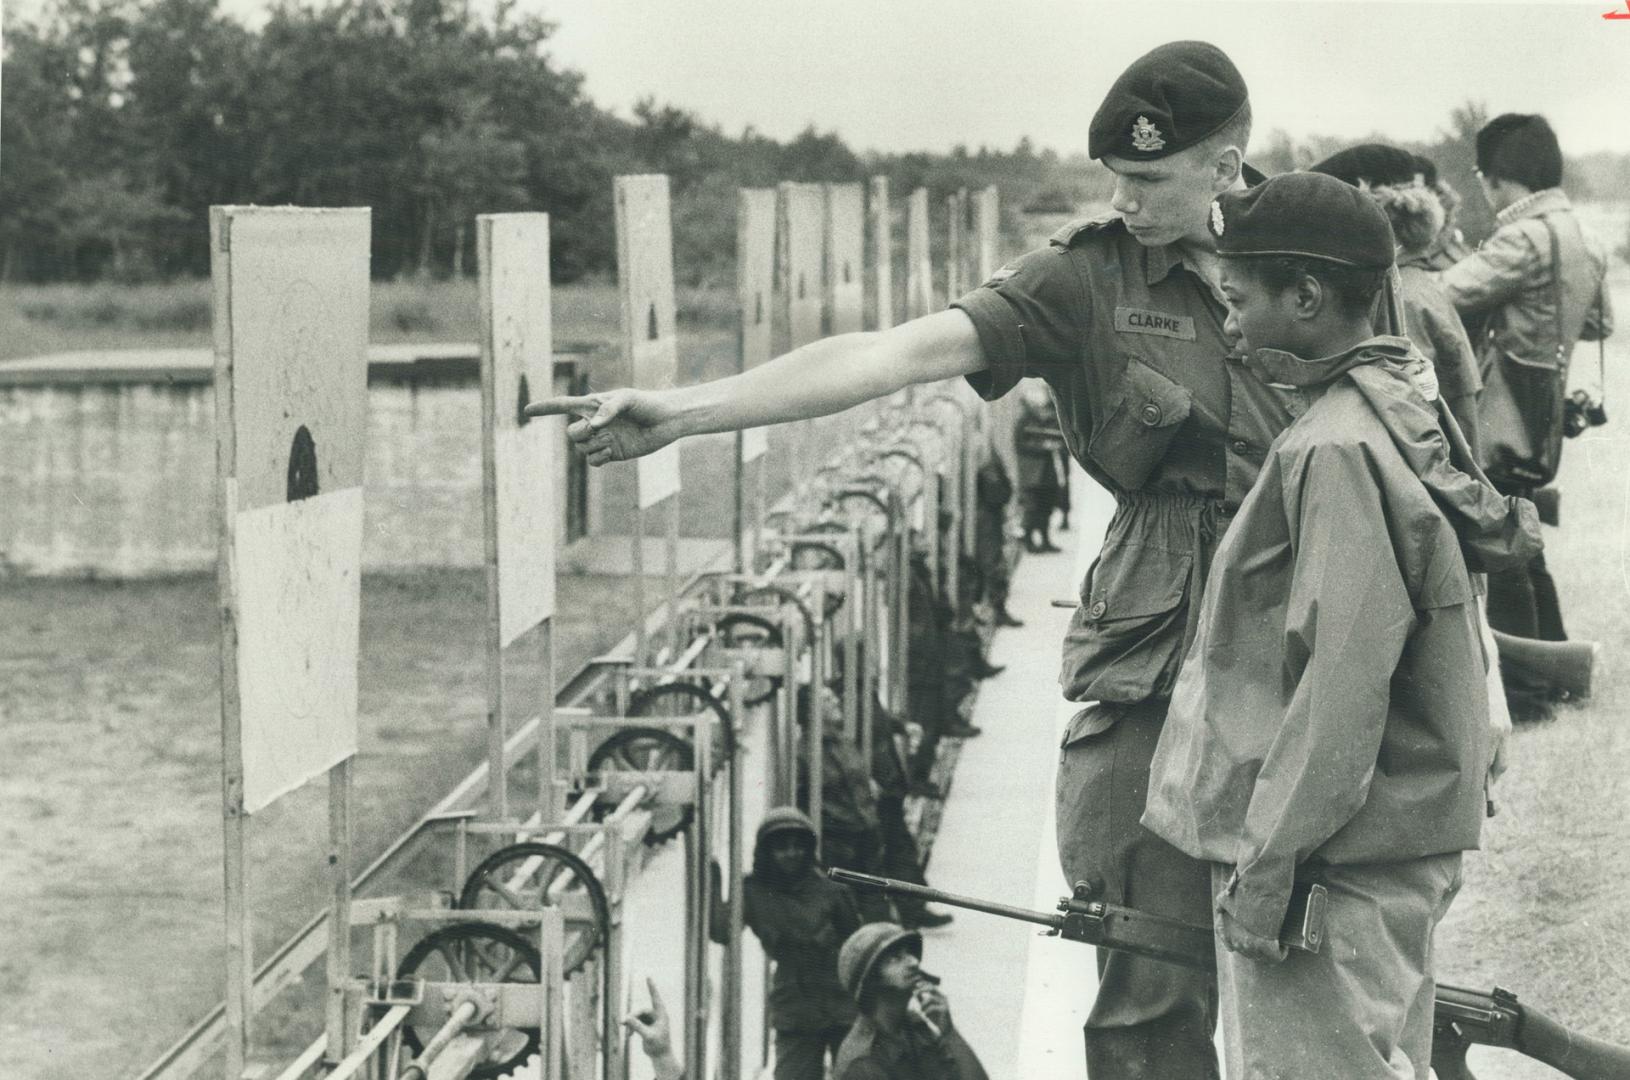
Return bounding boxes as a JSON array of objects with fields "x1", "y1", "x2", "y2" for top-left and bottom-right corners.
[{"x1": 831, "y1": 869, "x2": 1630, "y2": 1080}]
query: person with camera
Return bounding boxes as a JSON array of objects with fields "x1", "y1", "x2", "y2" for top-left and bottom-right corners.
[{"x1": 1438, "y1": 114, "x2": 1614, "y2": 721}]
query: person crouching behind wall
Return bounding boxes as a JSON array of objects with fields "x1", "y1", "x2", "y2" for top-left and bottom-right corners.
[
  {"x1": 833, "y1": 922, "x2": 990, "y2": 1080},
  {"x1": 710, "y1": 807, "x2": 862, "y2": 1080}
]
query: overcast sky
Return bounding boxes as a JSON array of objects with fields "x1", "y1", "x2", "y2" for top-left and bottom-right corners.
[{"x1": 8, "y1": 0, "x2": 1629, "y2": 156}]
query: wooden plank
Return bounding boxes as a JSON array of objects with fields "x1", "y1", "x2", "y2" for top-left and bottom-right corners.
[
  {"x1": 218, "y1": 207, "x2": 370, "y2": 816},
  {"x1": 869, "y1": 176, "x2": 894, "y2": 330},
  {"x1": 946, "y1": 190, "x2": 966, "y2": 300},
  {"x1": 737, "y1": 189, "x2": 775, "y2": 464},
  {"x1": 906, "y1": 187, "x2": 932, "y2": 320},
  {"x1": 974, "y1": 185, "x2": 1001, "y2": 281},
  {"x1": 778, "y1": 182, "x2": 825, "y2": 350},
  {"x1": 615, "y1": 175, "x2": 681, "y2": 509},
  {"x1": 824, "y1": 183, "x2": 864, "y2": 336}
]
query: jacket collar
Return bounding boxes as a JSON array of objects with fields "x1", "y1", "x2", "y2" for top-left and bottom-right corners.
[
  {"x1": 1145, "y1": 162, "x2": 1267, "y2": 286},
  {"x1": 1242, "y1": 335, "x2": 1415, "y2": 389},
  {"x1": 1495, "y1": 187, "x2": 1570, "y2": 228}
]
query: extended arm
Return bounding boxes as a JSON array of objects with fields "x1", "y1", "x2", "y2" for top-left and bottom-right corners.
[
  {"x1": 527, "y1": 309, "x2": 986, "y2": 465},
  {"x1": 1219, "y1": 444, "x2": 1416, "y2": 951}
]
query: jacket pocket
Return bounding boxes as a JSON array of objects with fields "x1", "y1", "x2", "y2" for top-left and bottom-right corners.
[
  {"x1": 1087, "y1": 359, "x2": 1194, "y2": 490},
  {"x1": 1061, "y1": 540, "x2": 1192, "y2": 703}
]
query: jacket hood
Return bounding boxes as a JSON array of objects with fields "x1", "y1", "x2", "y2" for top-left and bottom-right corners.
[
  {"x1": 1249, "y1": 335, "x2": 1542, "y2": 573},
  {"x1": 1344, "y1": 358, "x2": 1544, "y2": 574}
]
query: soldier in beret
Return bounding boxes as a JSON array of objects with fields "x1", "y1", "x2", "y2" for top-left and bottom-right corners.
[
  {"x1": 1143, "y1": 172, "x2": 1540, "y2": 1078},
  {"x1": 532, "y1": 41, "x2": 1297, "y2": 1077}
]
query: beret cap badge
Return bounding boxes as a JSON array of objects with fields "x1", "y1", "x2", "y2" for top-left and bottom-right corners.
[{"x1": 1131, "y1": 115, "x2": 1167, "y2": 153}]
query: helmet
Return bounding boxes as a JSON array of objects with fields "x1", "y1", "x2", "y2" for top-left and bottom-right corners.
[
  {"x1": 755, "y1": 806, "x2": 817, "y2": 846},
  {"x1": 838, "y1": 922, "x2": 922, "y2": 1003}
]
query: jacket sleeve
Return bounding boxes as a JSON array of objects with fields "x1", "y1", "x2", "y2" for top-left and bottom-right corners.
[
  {"x1": 1438, "y1": 223, "x2": 1541, "y2": 315},
  {"x1": 1218, "y1": 442, "x2": 1418, "y2": 940}
]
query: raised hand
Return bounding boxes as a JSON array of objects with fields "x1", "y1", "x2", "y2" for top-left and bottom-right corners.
[{"x1": 523, "y1": 388, "x2": 679, "y2": 466}]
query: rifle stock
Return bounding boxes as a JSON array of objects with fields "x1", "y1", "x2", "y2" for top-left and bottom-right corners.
[{"x1": 831, "y1": 869, "x2": 1630, "y2": 1080}]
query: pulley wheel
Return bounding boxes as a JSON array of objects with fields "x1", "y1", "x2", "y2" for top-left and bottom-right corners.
[
  {"x1": 708, "y1": 611, "x2": 785, "y2": 707},
  {"x1": 586, "y1": 726, "x2": 696, "y2": 844},
  {"x1": 395, "y1": 922, "x2": 541, "y2": 1080},
  {"x1": 458, "y1": 842, "x2": 610, "y2": 976},
  {"x1": 628, "y1": 679, "x2": 737, "y2": 765}
]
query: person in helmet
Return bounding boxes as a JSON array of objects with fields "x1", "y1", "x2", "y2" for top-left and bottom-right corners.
[
  {"x1": 710, "y1": 806, "x2": 861, "y2": 1080},
  {"x1": 833, "y1": 922, "x2": 989, "y2": 1080}
]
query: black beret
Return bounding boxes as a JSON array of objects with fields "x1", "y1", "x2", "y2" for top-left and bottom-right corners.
[
  {"x1": 1476, "y1": 113, "x2": 1562, "y2": 191},
  {"x1": 1411, "y1": 153, "x2": 1440, "y2": 188},
  {"x1": 1209, "y1": 171, "x2": 1396, "y2": 269},
  {"x1": 1089, "y1": 41, "x2": 1248, "y2": 161},
  {"x1": 1309, "y1": 143, "x2": 1422, "y2": 189}
]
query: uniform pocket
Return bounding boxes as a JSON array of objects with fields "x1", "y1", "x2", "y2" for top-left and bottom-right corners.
[
  {"x1": 1087, "y1": 358, "x2": 1194, "y2": 490},
  {"x1": 1061, "y1": 540, "x2": 1192, "y2": 702}
]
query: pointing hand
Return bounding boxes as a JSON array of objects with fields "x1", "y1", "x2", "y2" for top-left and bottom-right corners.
[{"x1": 523, "y1": 388, "x2": 678, "y2": 465}]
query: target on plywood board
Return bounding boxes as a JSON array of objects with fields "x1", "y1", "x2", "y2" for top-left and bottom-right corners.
[
  {"x1": 615, "y1": 175, "x2": 682, "y2": 510},
  {"x1": 737, "y1": 188, "x2": 775, "y2": 465},
  {"x1": 216, "y1": 207, "x2": 369, "y2": 816},
  {"x1": 480, "y1": 213, "x2": 558, "y2": 647}
]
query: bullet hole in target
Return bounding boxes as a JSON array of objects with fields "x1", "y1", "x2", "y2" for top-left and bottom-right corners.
[
  {"x1": 517, "y1": 374, "x2": 531, "y2": 428},
  {"x1": 647, "y1": 303, "x2": 659, "y2": 341},
  {"x1": 287, "y1": 425, "x2": 319, "y2": 502},
  {"x1": 843, "y1": 262, "x2": 852, "y2": 284},
  {"x1": 754, "y1": 292, "x2": 764, "y2": 325},
  {"x1": 798, "y1": 273, "x2": 806, "y2": 300}
]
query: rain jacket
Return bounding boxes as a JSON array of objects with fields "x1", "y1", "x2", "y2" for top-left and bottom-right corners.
[
  {"x1": 710, "y1": 807, "x2": 861, "y2": 1032},
  {"x1": 835, "y1": 1014, "x2": 990, "y2": 1080},
  {"x1": 1142, "y1": 336, "x2": 1542, "y2": 942}
]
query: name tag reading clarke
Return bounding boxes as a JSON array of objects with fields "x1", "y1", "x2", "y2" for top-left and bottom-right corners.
[{"x1": 1114, "y1": 306, "x2": 1196, "y2": 341}]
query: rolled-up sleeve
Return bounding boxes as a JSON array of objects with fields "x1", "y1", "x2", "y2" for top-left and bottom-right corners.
[{"x1": 951, "y1": 243, "x2": 1086, "y2": 401}]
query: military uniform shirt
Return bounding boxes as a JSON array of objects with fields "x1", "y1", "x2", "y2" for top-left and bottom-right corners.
[{"x1": 952, "y1": 214, "x2": 1298, "y2": 719}]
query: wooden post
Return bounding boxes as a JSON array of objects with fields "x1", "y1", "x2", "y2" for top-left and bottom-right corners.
[
  {"x1": 723, "y1": 661, "x2": 747, "y2": 1080},
  {"x1": 324, "y1": 760, "x2": 353, "y2": 1059},
  {"x1": 946, "y1": 190, "x2": 965, "y2": 302},
  {"x1": 211, "y1": 209, "x2": 251, "y2": 1080}
]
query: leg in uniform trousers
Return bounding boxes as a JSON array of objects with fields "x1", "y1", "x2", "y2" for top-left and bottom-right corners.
[
  {"x1": 1213, "y1": 853, "x2": 1462, "y2": 1080},
  {"x1": 1054, "y1": 699, "x2": 1219, "y2": 1080},
  {"x1": 773, "y1": 1026, "x2": 851, "y2": 1080}
]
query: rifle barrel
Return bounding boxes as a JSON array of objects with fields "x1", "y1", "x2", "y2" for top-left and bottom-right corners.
[{"x1": 828, "y1": 869, "x2": 1062, "y2": 931}]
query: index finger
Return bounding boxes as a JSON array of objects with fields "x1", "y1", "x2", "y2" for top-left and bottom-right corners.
[
  {"x1": 646, "y1": 977, "x2": 666, "y2": 1012},
  {"x1": 523, "y1": 395, "x2": 601, "y2": 420}
]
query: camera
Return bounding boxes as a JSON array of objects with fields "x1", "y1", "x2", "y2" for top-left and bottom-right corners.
[{"x1": 1563, "y1": 390, "x2": 1608, "y2": 439}]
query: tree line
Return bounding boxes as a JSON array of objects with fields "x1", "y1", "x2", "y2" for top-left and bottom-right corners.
[
  {"x1": 4, "y1": 0, "x2": 1625, "y2": 286},
  {"x1": 0, "y1": 0, "x2": 1114, "y2": 285}
]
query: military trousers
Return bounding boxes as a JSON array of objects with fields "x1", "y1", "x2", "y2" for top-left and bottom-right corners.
[
  {"x1": 1054, "y1": 699, "x2": 1219, "y2": 1080},
  {"x1": 773, "y1": 1025, "x2": 848, "y2": 1080},
  {"x1": 1212, "y1": 852, "x2": 1462, "y2": 1080}
]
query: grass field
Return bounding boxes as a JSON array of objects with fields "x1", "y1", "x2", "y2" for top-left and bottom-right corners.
[
  {"x1": 3, "y1": 264, "x2": 1628, "y2": 1079},
  {"x1": 0, "y1": 277, "x2": 742, "y2": 364}
]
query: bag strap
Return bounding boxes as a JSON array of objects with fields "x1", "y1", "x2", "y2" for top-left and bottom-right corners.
[{"x1": 1541, "y1": 213, "x2": 1566, "y2": 370}]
